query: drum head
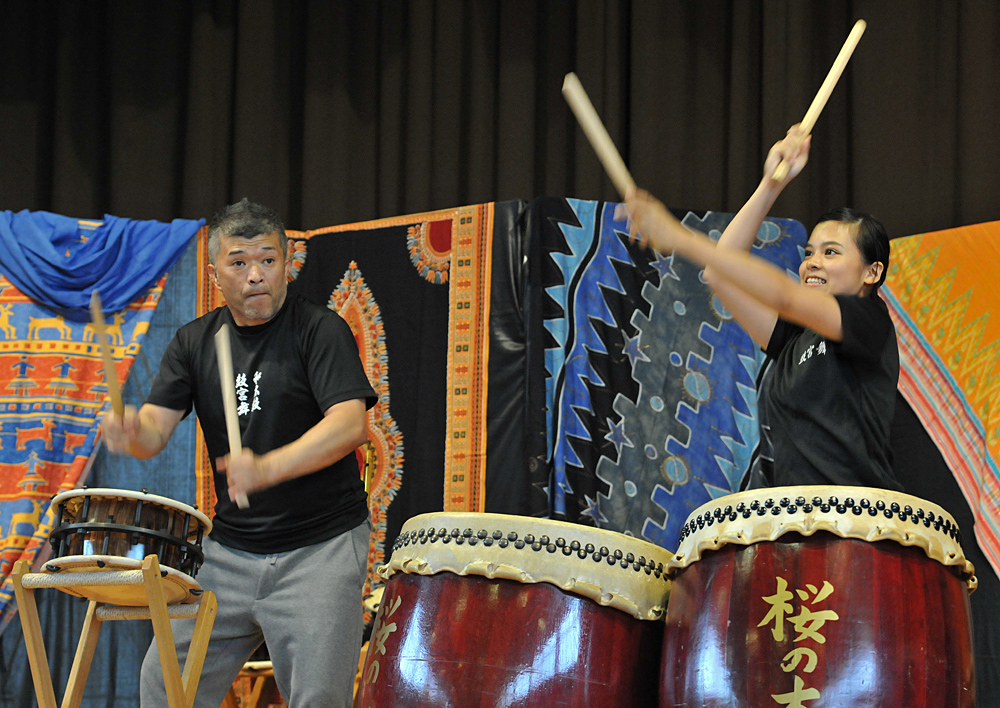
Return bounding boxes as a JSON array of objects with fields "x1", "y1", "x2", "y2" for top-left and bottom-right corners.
[
  {"x1": 669, "y1": 484, "x2": 976, "y2": 590},
  {"x1": 382, "y1": 512, "x2": 673, "y2": 621},
  {"x1": 40, "y1": 555, "x2": 203, "y2": 605},
  {"x1": 50, "y1": 487, "x2": 212, "y2": 535}
]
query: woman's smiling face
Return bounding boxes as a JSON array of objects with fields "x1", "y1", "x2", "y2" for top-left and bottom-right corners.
[{"x1": 799, "y1": 221, "x2": 881, "y2": 297}]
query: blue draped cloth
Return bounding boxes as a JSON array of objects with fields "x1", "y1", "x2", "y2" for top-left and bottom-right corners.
[{"x1": 0, "y1": 210, "x2": 203, "y2": 321}]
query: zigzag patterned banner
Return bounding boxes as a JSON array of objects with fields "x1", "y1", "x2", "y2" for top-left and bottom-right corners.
[
  {"x1": 883, "y1": 222, "x2": 1000, "y2": 576},
  {"x1": 540, "y1": 199, "x2": 805, "y2": 549}
]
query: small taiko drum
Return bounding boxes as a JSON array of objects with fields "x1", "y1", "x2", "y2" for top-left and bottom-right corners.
[
  {"x1": 356, "y1": 512, "x2": 673, "y2": 707},
  {"x1": 661, "y1": 486, "x2": 977, "y2": 708},
  {"x1": 44, "y1": 488, "x2": 212, "y2": 606}
]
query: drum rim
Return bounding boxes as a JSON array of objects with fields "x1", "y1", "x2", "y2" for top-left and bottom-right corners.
[
  {"x1": 669, "y1": 485, "x2": 977, "y2": 591},
  {"x1": 50, "y1": 487, "x2": 212, "y2": 533},
  {"x1": 40, "y1": 554, "x2": 203, "y2": 605},
  {"x1": 381, "y1": 511, "x2": 672, "y2": 622},
  {"x1": 42, "y1": 554, "x2": 202, "y2": 583}
]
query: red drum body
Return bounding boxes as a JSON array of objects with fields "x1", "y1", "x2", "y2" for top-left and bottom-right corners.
[
  {"x1": 661, "y1": 486, "x2": 977, "y2": 708},
  {"x1": 44, "y1": 488, "x2": 212, "y2": 605},
  {"x1": 357, "y1": 512, "x2": 672, "y2": 708}
]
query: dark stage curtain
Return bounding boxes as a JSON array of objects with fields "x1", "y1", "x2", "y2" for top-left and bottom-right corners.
[
  {"x1": 2, "y1": 1, "x2": 998, "y2": 706},
  {"x1": 2, "y1": 1, "x2": 1000, "y2": 237}
]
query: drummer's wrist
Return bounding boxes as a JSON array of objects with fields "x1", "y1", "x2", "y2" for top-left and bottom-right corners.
[
  {"x1": 129, "y1": 427, "x2": 162, "y2": 459},
  {"x1": 130, "y1": 407, "x2": 172, "y2": 459},
  {"x1": 256, "y1": 452, "x2": 283, "y2": 489},
  {"x1": 756, "y1": 174, "x2": 786, "y2": 199}
]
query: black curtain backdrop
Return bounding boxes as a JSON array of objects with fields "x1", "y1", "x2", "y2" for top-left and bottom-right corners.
[
  {"x1": 2, "y1": 1, "x2": 999, "y2": 238},
  {"x1": 3, "y1": 1, "x2": 999, "y2": 705}
]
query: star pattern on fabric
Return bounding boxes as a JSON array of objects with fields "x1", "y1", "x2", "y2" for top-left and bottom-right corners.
[
  {"x1": 622, "y1": 329, "x2": 651, "y2": 367},
  {"x1": 604, "y1": 416, "x2": 634, "y2": 458},
  {"x1": 651, "y1": 250, "x2": 680, "y2": 281},
  {"x1": 581, "y1": 493, "x2": 609, "y2": 525}
]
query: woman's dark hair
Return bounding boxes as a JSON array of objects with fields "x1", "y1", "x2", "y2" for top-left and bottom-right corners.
[{"x1": 814, "y1": 207, "x2": 890, "y2": 296}]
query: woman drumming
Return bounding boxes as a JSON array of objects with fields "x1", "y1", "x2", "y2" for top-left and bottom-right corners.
[{"x1": 622, "y1": 125, "x2": 903, "y2": 492}]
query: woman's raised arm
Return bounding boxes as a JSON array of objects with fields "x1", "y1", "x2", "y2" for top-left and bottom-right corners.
[{"x1": 698, "y1": 126, "x2": 811, "y2": 347}]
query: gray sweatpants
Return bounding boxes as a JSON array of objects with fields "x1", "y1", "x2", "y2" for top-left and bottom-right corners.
[{"x1": 140, "y1": 520, "x2": 369, "y2": 708}]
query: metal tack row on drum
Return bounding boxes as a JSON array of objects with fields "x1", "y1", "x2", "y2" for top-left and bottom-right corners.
[
  {"x1": 359, "y1": 487, "x2": 977, "y2": 708},
  {"x1": 356, "y1": 511, "x2": 672, "y2": 707},
  {"x1": 664, "y1": 485, "x2": 977, "y2": 708}
]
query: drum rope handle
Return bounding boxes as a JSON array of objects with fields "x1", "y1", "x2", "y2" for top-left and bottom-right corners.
[
  {"x1": 20, "y1": 570, "x2": 148, "y2": 589},
  {"x1": 94, "y1": 603, "x2": 203, "y2": 621}
]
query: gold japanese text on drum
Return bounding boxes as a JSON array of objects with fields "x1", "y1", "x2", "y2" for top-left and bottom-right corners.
[
  {"x1": 668, "y1": 485, "x2": 976, "y2": 590},
  {"x1": 380, "y1": 511, "x2": 672, "y2": 620}
]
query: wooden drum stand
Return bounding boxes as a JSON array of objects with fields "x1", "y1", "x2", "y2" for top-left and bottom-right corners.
[{"x1": 11, "y1": 554, "x2": 217, "y2": 708}]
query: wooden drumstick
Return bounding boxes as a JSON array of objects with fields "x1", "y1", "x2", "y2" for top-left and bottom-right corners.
[
  {"x1": 562, "y1": 72, "x2": 636, "y2": 198},
  {"x1": 89, "y1": 290, "x2": 124, "y2": 417},
  {"x1": 214, "y1": 324, "x2": 249, "y2": 509},
  {"x1": 771, "y1": 19, "x2": 867, "y2": 182}
]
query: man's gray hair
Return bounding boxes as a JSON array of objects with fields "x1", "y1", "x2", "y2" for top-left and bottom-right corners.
[{"x1": 207, "y1": 198, "x2": 288, "y2": 266}]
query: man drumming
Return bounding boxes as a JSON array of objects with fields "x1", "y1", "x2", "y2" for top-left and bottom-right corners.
[{"x1": 102, "y1": 199, "x2": 376, "y2": 708}]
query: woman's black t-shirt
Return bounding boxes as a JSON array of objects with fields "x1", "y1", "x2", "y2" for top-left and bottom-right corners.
[
  {"x1": 754, "y1": 294, "x2": 903, "y2": 491},
  {"x1": 146, "y1": 296, "x2": 377, "y2": 553}
]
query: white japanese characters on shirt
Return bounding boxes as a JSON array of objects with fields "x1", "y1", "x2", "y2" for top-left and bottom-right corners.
[
  {"x1": 797, "y1": 340, "x2": 827, "y2": 366},
  {"x1": 235, "y1": 371, "x2": 263, "y2": 416}
]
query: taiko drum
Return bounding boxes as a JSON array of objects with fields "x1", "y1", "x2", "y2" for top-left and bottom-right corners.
[
  {"x1": 356, "y1": 512, "x2": 672, "y2": 707},
  {"x1": 44, "y1": 487, "x2": 212, "y2": 605},
  {"x1": 661, "y1": 486, "x2": 976, "y2": 708}
]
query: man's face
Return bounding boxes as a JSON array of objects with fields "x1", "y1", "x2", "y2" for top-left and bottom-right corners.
[{"x1": 208, "y1": 231, "x2": 291, "y2": 326}]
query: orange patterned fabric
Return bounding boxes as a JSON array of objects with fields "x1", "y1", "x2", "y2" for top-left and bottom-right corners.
[
  {"x1": 883, "y1": 221, "x2": 1000, "y2": 575},
  {"x1": 0, "y1": 273, "x2": 164, "y2": 619}
]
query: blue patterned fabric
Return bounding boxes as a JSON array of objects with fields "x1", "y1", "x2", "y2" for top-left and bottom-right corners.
[
  {"x1": 0, "y1": 210, "x2": 202, "y2": 321},
  {"x1": 540, "y1": 199, "x2": 805, "y2": 549},
  {"x1": 0, "y1": 239, "x2": 199, "y2": 708}
]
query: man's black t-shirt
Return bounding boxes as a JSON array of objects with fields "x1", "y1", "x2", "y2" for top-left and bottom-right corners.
[
  {"x1": 754, "y1": 294, "x2": 903, "y2": 491},
  {"x1": 146, "y1": 296, "x2": 377, "y2": 553}
]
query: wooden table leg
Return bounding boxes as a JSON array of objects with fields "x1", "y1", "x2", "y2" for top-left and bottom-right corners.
[
  {"x1": 11, "y1": 559, "x2": 58, "y2": 708},
  {"x1": 61, "y1": 600, "x2": 103, "y2": 708},
  {"x1": 182, "y1": 591, "x2": 217, "y2": 707},
  {"x1": 247, "y1": 676, "x2": 268, "y2": 708},
  {"x1": 14, "y1": 556, "x2": 217, "y2": 708},
  {"x1": 143, "y1": 555, "x2": 187, "y2": 708}
]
